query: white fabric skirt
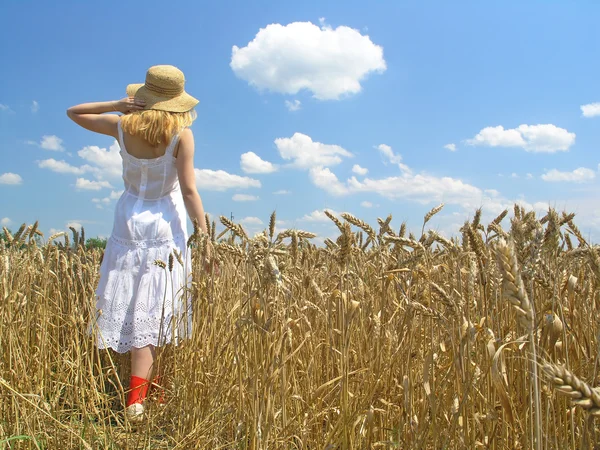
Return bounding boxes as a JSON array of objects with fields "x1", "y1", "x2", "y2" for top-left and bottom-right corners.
[{"x1": 93, "y1": 189, "x2": 192, "y2": 353}]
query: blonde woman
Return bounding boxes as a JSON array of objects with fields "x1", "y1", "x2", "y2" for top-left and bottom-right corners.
[{"x1": 67, "y1": 65, "x2": 207, "y2": 420}]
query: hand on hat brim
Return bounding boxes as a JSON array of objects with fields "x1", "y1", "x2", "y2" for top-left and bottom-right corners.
[{"x1": 125, "y1": 84, "x2": 199, "y2": 113}]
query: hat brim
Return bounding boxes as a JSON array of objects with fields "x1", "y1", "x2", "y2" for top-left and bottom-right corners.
[{"x1": 126, "y1": 83, "x2": 199, "y2": 113}]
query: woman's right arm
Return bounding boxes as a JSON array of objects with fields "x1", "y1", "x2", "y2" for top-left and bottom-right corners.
[{"x1": 176, "y1": 128, "x2": 208, "y2": 234}]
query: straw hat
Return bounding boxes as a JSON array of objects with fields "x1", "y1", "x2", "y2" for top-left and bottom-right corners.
[{"x1": 126, "y1": 65, "x2": 199, "y2": 113}]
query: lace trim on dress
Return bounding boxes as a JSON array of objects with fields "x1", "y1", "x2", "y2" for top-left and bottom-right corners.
[{"x1": 109, "y1": 234, "x2": 186, "y2": 249}]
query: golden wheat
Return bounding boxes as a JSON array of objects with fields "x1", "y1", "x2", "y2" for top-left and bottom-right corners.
[{"x1": 1, "y1": 207, "x2": 600, "y2": 448}]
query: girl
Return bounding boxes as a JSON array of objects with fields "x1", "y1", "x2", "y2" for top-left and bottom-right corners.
[{"x1": 67, "y1": 65, "x2": 207, "y2": 420}]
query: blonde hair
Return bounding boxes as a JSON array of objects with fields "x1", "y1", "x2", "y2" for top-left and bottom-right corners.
[{"x1": 120, "y1": 109, "x2": 197, "y2": 147}]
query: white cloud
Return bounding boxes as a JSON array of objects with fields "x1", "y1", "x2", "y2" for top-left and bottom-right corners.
[
  {"x1": 78, "y1": 141, "x2": 122, "y2": 179},
  {"x1": 31, "y1": 101, "x2": 39, "y2": 113},
  {"x1": 511, "y1": 173, "x2": 519, "y2": 178},
  {"x1": 37, "y1": 158, "x2": 93, "y2": 175},
  {"x1": 66, "y1": 222, "x2": 82, "y2": 231},
  {"x1": 0, "y1": 104, "x2": 14, "y2": 114},
  {"x1": 309, "y1": 164, "x2": 489, "y2": 211},
  {"x1": 285, "y1": 100, "x2": 302, "y2": 111},
  {"x1": 230, "y1": 21, "x2": 386, "y2": 100},
  {"x1": 273, "y1": 189, "x2": 291, "y2": 195},
  {"x1": 195, "y1": 169, "x2": 261, "y2": 191},
  {"x1": 0, "y1": 173, "x2": 23, "y2": 185},
  {"x1": 39, "y1": 135, "x2": 65, "y2": 151},
  {"x1": 444, "y1": 143, "x2": 457, "y2": 152},
  {"x1": 376, "y1": 144, "x2": 411, "y2": 173},
  {"x1": 240, "y1": 151, "x2": 278, "y2": 174},
  {"x1": 376, "y1": 144, "x2": 402, "y2": 164},
  {"x1": 1, "y1": 217, "x2": 11, "y2": 226},
  {"x1": 240, "y1": 216, "x2": 263, "y2": 225},
  {"x1": 303, "y1": 138, "x2": 550, "y2": 220},
  {"x1": 275, "y1": 133, "x2": 352, "y2": 169},
  {"x1": 92, "y1": 190, "x2": 123, "y2": 208},
  {"x1": 301, "y1": 209, "x2": 339, "y2": 222},
  {"x1": 352, "y1": 164, "x2": 368, "y2": 175},
  {"x1": 233, "y1": 194, "x2": 259, "y2": 202},
  {"x1": 349, "y1": 173, "x2": 483, "y2": 207},
  {"x1": 309, "y1": 166, "x2": 350, "y2": 195},
  {"x1": 75, "y1": 178, "x2": 113, "y2": 191},
  {"x1": 526, "y1": 173, "x2": 533, "y2": 179},
  {"x1": 360, "y1": 201, "x2": 373, "y2": 208},
  {"x1": 466, "y1": 124, "x2": 575, "y2": 153},
  {"x1": 581, "y1": 103, "x2": 600, "y2": 118},
  {"x1": 541, "y1": 168, "x2": 596, "y2": 183}
]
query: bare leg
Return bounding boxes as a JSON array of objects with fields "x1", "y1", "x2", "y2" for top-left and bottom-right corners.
[{"x1": 131, "y1": 345, "x2": 156, "y2": 379}]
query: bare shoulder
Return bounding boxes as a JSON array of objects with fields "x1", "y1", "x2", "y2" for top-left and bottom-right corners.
[
  {"x1": 177, "y1": 128, "x2": 195, "y2": 157},
  {"x1": 179, "y1": 127, "x2": 194, "y2": 141}
]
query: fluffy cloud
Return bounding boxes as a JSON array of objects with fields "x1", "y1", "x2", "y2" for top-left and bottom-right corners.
[
  {"x1": 348, "y1": 174, "x2": 483, "y2": 207},
  {"x1": 233, "y1": 194, "x2": 259, "y2": 201},
  {"x1": 466, "y1": 124, "x2": 575, "y2": 153},
  {"x1": 581, "y1": 103, "x2": 600, "y2": 118},
  {"x1": 36, "y1": 141, "x2": 122, "y2": 183},
  {"x1": 309, "y1": 164, "x2": 487, "y2": 210},
  {"x1": 0, "y1": 173, "x2": 23, "y2": 185},
  {"x1": 360, "y1": 201, "x2": 373, "y2": 208},
  {"x1": 352, "y1": 164, "x2": 368, "y2": 175},
  {"x1": 37, "y1": 158, "x2": 93, "y2": 175},
  {"x1": 285, "y1": 100, "x2": 301, "y2": 111},
  {"x1": 37, "y1": 135, "x2": 65, "y2": 151},
  {"x1": 78, "y1": 142, "x2": 122, "y2": 179},
  {"x1": 240, "y1": 151, "x2": 278, "y2": 174},
  {"x1": 230, "y1": 21, "x2": 386, "y2": 100},
  {"x1": 309, "y1": 165, "x2": 553, "y2": 222},
  {"x1": 195, "y1": 169, "x2": 261, "y2": 191},
  {"x1": 1, "y1": 217, "x2": 11, "y2": 226},
  {"x1": 377, "y1": 144, "x2": 402, "y2": 164},
  {"x1": 92, "y1": 190, "x2": 123, "y2": 208},
  {"x1": 66, "y1": 222, "x2": 83, "y2": 231},
  {"x1": 376, "y1": 144, "x2": 411, "y2": 173},
  {"x1": 75, "y1": 178, "x2": 113, "y2": 191},
  {"x1": 31, "y1": 101, "x2": 39, "y2": 113},
  {"x1": 309, "y1": 166, "x2": 349, "y2": 195},
  {"x1": 240, "y1": 216, "x2": 263, "y2": 225},
  {"x1": 275, "y1": 133, "x2": 352, "y2": 169},
  {"x1": 301, "y1": 209, "x2": 339, "y2": 222},
  {"x1": 541, "y1": 168, "x2": 596, "y2": 183},
  {"x1": 444, "y1": 143, "x2": 457, "y2": 152}
]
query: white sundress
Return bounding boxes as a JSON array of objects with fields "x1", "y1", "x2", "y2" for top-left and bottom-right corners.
[{"x1": 94, "y1": 120, "x2": 192, "y2": 353}]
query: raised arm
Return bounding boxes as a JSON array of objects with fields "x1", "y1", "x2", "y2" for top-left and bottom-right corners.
[
  {"x1": 66, "y1": 97, "x2": 145, "y2": 137},
  {"x1": 176, "y1": 128, "x2": 208, "y2": 235}
]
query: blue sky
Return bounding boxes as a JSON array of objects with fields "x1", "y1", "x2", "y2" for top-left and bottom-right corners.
[{"x1": 1, "y1": 1, "x2": 599, "y2": 243}]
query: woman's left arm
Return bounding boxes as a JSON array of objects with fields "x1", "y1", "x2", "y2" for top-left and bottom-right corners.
[{"x1": 66, "y1": 97, "x2": 145, "y2": 137}]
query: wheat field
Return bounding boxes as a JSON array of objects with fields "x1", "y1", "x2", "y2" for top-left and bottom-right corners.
[{"x1": 1, "y1": 205, "x2": 600, "y2": 449}]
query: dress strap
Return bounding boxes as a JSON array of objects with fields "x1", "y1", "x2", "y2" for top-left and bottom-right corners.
[
  {"x1": 165, "y1": 133, "x2": 181, "y2": 157},
  {"x1": 117, "y1": 119, "x2": 127, "y2": 151}
]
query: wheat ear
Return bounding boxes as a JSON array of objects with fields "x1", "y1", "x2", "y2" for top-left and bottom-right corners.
[
  {"x1": 495, "y1": 238, "x2": 534, "y2": 331},
  {"x1": 543, "y1": 363, "x2": 600, "y2": 415}
]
